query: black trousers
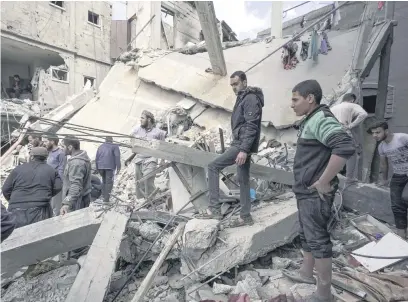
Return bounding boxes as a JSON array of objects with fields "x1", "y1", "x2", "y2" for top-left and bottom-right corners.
[
  {"x1": 296, "y1": 194, "x2": 334, "y2": 258},
  {"x1": 99, "y1": 169, "x2": 114, "y2": 202},
  {"x1": 208, "y1": 146, "x2": 251, "y2": 218},
  {"x1": 390, "y1": 174, "x2": 408, "y2": 229},
  {"x1": 10, "y1": 204, "x2": 52, "y2": 229}
]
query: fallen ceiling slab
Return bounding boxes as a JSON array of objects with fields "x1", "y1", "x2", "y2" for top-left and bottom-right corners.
[
  {"x1": 1, "y1": 208, "x2": 102, "y2": 276},
  {"x1": 57, "y1": 63, "x2": 185, "y2": 159},
  {"x1": 65, "y1": 211, "x2": 129, "y2": 302},
  {"x1": 131, "y1": 137, "x2": 294, "y2": 185},
  {"x1": 139, "y1": 29, "x2": 359, "y2": 128}
]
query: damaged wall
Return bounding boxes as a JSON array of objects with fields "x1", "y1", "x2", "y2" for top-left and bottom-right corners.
[
  {"x1": 117, "y1": 1, "x2": 201, "y2": 51},
  {"x1": 1, "y1": 1, "x2": 112, "y2": 106}
]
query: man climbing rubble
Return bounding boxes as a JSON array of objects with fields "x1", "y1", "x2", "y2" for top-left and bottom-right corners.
[
  {"x1": 198, "y1": 71, "x2": 264, "y2": 227},
  {"x1": 95, "y1": 136, "x2": 121, "y2": 203},
  {"x1": 125, "y1": 110, "x2": 166, "y2": 200},
  {"x1": 60, "y1": 136, "x2": 92, "y2": 215},
  {"x1": 331, "y1": 93, "x2": 368, "y2": 183},
  {"x1": 368, "y1": 120, "x2": 408, "y2": 239},
  {"x1": 43, "y1": 135, "x2": 66, "y2": 216},
  {"x1": 2, "y1": 147, "x2": 62, "y2": 228},
  {"x1": 283, "y1": 80, "x2": 355, "y2": 302}
]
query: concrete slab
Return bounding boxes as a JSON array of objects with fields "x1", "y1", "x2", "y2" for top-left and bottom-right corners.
[
  {"x1": 139, "y1": 29, "x2": 359, "y2": 128},
  {"x1": 57, "y1": 63, "x2": 183, "y2": 159},
  {"x1": 180, "y1": 198, "x2": 299, "y2": 279},
  {"x1": 1, "y1": 208, "x2": 102, "y2": 276}
]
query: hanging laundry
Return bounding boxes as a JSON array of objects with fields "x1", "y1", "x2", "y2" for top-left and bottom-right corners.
[
  {"x1": 282, "y1": 41, "x2": 299, "y2": 70},
  {"x1": 309, "y1": 30, "x2": 319, "y2": 62}
]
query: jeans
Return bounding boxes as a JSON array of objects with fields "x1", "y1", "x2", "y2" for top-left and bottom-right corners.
[
  {"x1": 135, "y1": 161, "x2": 158, "y2": 199},
  {"x1": 99, "y1": 169, "x2": 114, "y2": 202},
  {"x1": 208, "y1": 146, "x2": 251, "y2": 218},
  {"x1": 390, "y1": 174, "x2": 408, "y2": 229},
  {"x1": 297, "y1": 194, "x2": 334, "y2": 258}
]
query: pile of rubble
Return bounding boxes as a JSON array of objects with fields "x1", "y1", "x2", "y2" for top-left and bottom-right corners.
[
  {"x1": 0, "y1": 98, "x2": 40, "y2": 118},
  {"x1": 3, "y1": 206, "x2": 408, "y2": 302}
]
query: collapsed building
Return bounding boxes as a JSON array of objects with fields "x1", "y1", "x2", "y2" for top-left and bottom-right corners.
[{"x1": 2, "y1": 1, "x2": 408, "y2": 302}]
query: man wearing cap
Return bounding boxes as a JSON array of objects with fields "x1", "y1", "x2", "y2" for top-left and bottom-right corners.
[
  {"x1": 125, "y1": 110, "x2": 166, "y2": 199},
  {"x1": 2, "y1": 147, "x2": 62, "y2": 228}
]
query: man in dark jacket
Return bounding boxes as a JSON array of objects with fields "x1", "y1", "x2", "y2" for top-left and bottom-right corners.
[
  {"x1": 60, "y1": 136, "x2": 92, "y2": 215},
  {"x1": 44, "y1": 135, "x2": 66, "y2": 216},
  {"x1": 2, "y1": 147, "x2": 62, "y2": 228},
  {"x1": 1, "y1": 204, "x2": 16, "y2": 242},
  {"x1": 95, "y1": 136, "x2": 121, "y2": 203},
  {"x1": 200, "y1": 71, "x2": 264, "y2": 227},
  {"x1": 282, "y1": 80, "x2": 355, "y2": 302}
]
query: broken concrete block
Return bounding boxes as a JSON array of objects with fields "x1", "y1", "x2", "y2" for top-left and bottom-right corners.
[
  {"x1": 2, "y1": 265, "x2": 79, "y2": 302},
  {"x1": 110, "y1": 271, "x2": 128, "y2": 292},
  {"x1": 183, "y1": 218, "x2": 219, "y2": 260},
  {"x1": 272, "y1": 257, "x2": 292, "y2": 269},
  {"x1": 212, "y1": 282, "x2": 235, "y2": 294},
  {"x1": 139, "y1": 221, "x2": 162, "y2": 241},
  {"x1": 153, "y1": 275, "x2": 169, "y2": 287},
  {"x1": 232, "y1": 274, "x2": 262, "y2": 300},
  {"x1": 181, "y1": 199, "x2": 298, "y2": 280},
  {"x1": 198, "y1": 288, "x2": 228, "y2": 302},
  {"x1": 237, "y1": 270, "x2": 261, "y2": 283},
  {"x1": 257, "y1": 282, "x2": 281, "y2": 301}
]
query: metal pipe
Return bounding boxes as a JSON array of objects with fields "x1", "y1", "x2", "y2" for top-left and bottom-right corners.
[{"x1": 245, "y1": 1, "x2": 349, "y2": 74}]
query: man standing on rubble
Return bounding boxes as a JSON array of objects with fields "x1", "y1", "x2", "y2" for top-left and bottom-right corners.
[
  {"x1": 95, "y1": 136, "x2": 121, "y2": 203},
  {"x1": 2, "y1": 147, "x2": 62, "y2": 228},
  {"x1": 283, "y1": 80, "x2": 355, "y2": 302},
  {"x1": 331, "y1": 93, "x2": 367, "y2": 183},
  {"x1": 60, "y1": 136, "x2": 92, "y2": 215},
  {"x1": 43, "y1": 135, "x2": 66, "y2": 216},
  {"x1": 199, "y1": 71, "x2": 264, "y2": 227},
  {"x1": 125, "y1": 110, "x2": 166, "y2": 200},
  {"x1": 368, "y1": 120, "x2": 408, "y2": 239}
]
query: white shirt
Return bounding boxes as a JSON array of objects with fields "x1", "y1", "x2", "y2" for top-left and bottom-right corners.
[{"x1": 330, "y1": 102, "x2": 367, "y2": 128}]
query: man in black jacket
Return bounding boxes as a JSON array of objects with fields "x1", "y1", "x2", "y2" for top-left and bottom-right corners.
[
  {"x1": 200, "y1": 71, "x2": 264, "y2": 227},
  {"x1": 1, "y1": 204, "x2": 15, "y2": 242},
  {"x1": 2, "y1": 147, "x2": 62, "y2": 228}
]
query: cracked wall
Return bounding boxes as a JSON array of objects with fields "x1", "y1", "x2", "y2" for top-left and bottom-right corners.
[{"x1": 1, "y1": 1, "x2": 112, "y2": 106}]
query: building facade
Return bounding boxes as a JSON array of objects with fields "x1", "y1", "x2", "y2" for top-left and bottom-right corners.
[{"x1": 1, "y1": 1, "x2": 112, "y2": 109}]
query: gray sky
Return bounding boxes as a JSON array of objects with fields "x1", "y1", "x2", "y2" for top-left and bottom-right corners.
[{"x1": 111, "y1": 1, "x2": 334, "y2": 40}]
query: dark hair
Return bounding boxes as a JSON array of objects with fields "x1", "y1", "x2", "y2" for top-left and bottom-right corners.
[
  {"x1": 292, "y1": 80, "x2": 323, "y2": 104},
  {"x1": 106, "y1": 136, "x2": 113, "y2": 142},
  {"x1": 28, "y1": 133, "x2": 41, "y2": 140},
  {"x1": 367, "y1": 120, "x2": 389, "y2": 134},
  {"x1": 13, "y1": 75, "x2": 20, "y2": 79},
  {"x1": 63, "y1": 136, "x2": 80, "y2": 150},
  {"x1": 343, "y1": 93, "x2": 356, "y2": 102},
  {"x1": 46, "y1": 135, "x2": 59, "y2": 145},
  {"x1": 230, "y1": 71, "x2": 247, "y2": 82}
]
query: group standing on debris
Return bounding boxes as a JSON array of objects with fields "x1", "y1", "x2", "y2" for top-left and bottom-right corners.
[{"x1": 1, "y1": 70, "x2": 408, "y2": 302}]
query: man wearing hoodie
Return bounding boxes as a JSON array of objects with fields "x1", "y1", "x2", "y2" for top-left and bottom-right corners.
[
  {"x1": 283, "y1": 80, "x2": 355, "y2": 302},
  {"x1": 60, "y1": 136, "x2": 92, "y2": 215},
  {"x1": 200, "y1": 70, "x2": 264, "y2": 227}
]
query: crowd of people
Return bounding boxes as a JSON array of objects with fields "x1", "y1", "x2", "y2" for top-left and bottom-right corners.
[{"x1": 1, "y1": 70, "x2": 407, "y2": 302}]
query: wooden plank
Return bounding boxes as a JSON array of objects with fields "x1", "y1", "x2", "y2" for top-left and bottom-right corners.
[
  {"x1": 131, "y1": 223, "x2": 185, "y2": 302},
  {"x1": 195, "y1": 1, "x2": 227, "y2": 76},
  {"x1": 1, "y1": 208, "x2": 102, "y2": 276},
  {"x1": 65, "y1": 211, "x2": 129, "y2": 302},
  {"x1": 131, "y1": 137, "x2": 294, "y2": 185}
]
